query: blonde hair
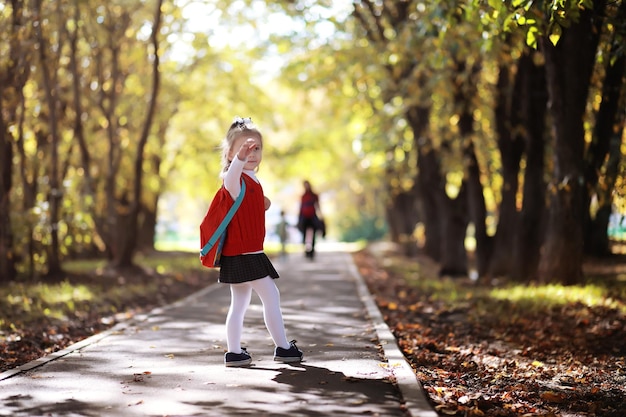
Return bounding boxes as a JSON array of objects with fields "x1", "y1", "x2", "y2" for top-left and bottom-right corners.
[{"x1": 220, "y1": 117, "x2": 263, "y2": 173}]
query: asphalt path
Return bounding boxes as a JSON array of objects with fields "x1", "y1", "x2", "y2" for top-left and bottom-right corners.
[{"x1": 0, "y1": 249, "x2": 437, "y2": 417}]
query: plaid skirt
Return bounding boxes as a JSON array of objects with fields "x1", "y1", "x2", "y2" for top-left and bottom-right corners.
[{"x1": 218, "y1": 253, "x2": 279, "y2": 284}]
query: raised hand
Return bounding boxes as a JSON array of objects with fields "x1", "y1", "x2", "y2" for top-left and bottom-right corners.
[{"x1": 237, "y1": 138, "x2": 258, "y2": 161}]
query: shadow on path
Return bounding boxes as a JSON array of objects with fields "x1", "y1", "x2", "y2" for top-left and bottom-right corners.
[{"x1": 0, "y1": 250, "x2": 420, "y2": 417}]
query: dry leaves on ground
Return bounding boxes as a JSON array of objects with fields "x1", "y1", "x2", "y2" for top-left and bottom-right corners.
[{"x1": 352, "y1": 248, "x2": 626, "y2": 417}]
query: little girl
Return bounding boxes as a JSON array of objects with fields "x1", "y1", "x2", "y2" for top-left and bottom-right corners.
[{"x1": 217, "y1": 116, "x2": 302, "y2": 367}]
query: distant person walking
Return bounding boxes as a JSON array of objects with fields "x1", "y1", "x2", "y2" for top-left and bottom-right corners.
[
  {"x1": 298, "y1": 180, "x2": 324, "y2": 260},
  {"x1": 275, "y1": 210, "x2": 289, "y2": 260},
  {"x1": 214, "y1": 116, "x2": 302, "y2": 367}
]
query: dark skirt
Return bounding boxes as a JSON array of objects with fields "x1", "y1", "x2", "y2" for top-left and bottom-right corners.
[{"x1": 218, "y1": 253, "x2": 279, "y2": 284}]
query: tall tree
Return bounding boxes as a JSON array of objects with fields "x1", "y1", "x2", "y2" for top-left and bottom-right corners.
[
  {"x1": 33, "y1": 0, "x2": 65, "y2": 277},
  {"x1": 0, "y1": 0, "x2": 31, "y2": 282},
  {"x1": 489, "y1": 47, "x2": 548, "y2": 281},
  {"x1": 538, "y1": 1, "x2": 606, "y2": 284},
  {"x1": 583, "y1": 0, "x2": 626, "y2": 256},
  {"x1": 116, "y1": 0, "x2": 163, "y2": 267},
  {"x1": 510, "y1": 51, "x2": 548, "y2": 281}
]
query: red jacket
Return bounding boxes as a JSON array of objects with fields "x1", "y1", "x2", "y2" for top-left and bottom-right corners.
[
  {"x1": 222, "y1": 173, "x2": 266, "y2": 256},
  {"x1": 300, "y1": 191, "x2": 318, "y2": 219}
]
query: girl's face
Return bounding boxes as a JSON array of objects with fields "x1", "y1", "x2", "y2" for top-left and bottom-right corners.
[{"x1": 229, "y1": 134, "x2": 263, "y2": 171}]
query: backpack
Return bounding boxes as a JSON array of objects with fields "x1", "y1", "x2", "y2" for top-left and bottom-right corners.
[{"x1": 199, "y1": 180, "x2": 246, "y2": 268}]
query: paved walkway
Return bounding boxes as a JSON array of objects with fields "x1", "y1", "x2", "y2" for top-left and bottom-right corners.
[{"x1": 0, "y1": 250, "x2": 437, "y2": 417}]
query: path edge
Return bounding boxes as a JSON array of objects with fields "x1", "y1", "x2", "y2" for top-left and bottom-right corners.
[
  {"x1": 345, "y1": 252, "x2": 439, "y2": 417},
  {"x1": 0, "y1": 282, "x2": 223, "y2": 382}
]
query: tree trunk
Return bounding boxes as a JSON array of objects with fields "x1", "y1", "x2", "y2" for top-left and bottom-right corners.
[
  {"x1": 138, "y1": 123, "x2": 168, "y2": 252},
  {"x1": 0, "y1": 1, "x2": 29, "y2": 283},
  {"x1": 115, "y1": 0, "x2": 162, "y2": 267},
  {"x1": 385, "y1": 188, "x2": 419, "y2": 257},
  {"x1": 0, "y1": 0, "x2": 33, "y2": 282},
  {"x1": 583, "y1": 13, "x2": 626, "y2": 256},
  {"x1": 439, "y1": 185, "x2": 469, "y2": 277},
  {"x1": 138, "y1": 202, "x2": 158, "y2": 251},
  {"x1": 407, "y1": 105, "x2": 443, "y2": 261},
  {"x1": 454, "y1": 58, "x2": 490, "y2": 277},
  {"x1": 465, "y1": 141, "x2": 492, "y2": 277},
  {"x1": 489, "y1": 60, "x2": 525, "y2": 278},
  {"x1": 97, "y1": 8, "x2": 130, "y2": 263},
  {"x1": 34, "y1": 0, "x2": 63, "y2": 278},
  {"x1": 415, "y1": 147, "x2": 445, "y2": 262},
  {"x1": 67, "y1": 0, "x2": 94, "y2": 202},
  {"x1": 510, "y1": 50, "x2": 548, "y2": 282},
  {"x1": 538, "y1": 4, "x2": 604, "y2": 284},
  {"x1": 0, "y1": 105, "x2": 16, "y2": 282},
  {"x1": 589, "y1": 111, "x2": 625, "y2": 256}
]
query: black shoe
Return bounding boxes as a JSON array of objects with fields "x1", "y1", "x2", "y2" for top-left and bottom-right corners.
[
  {"x1": 274, "y1": 340, "x2": 303, "y2": 363},
  {"x1": 224, "y1": 348, "x2": 252, "y2": 367}
]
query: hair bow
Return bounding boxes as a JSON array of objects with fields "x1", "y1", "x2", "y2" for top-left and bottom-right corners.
[{"x1": 233, "y1": 116, "x2": 252, "y2": 130}]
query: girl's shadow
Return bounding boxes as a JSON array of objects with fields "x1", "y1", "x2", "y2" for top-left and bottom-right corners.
[{"x1": 249, "y1": 363, "x2": 406, "y2": 416}]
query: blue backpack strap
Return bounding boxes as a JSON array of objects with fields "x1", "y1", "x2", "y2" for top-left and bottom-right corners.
[{"x1": 200, "y1": 179, "x2": 246, "y2": 257}]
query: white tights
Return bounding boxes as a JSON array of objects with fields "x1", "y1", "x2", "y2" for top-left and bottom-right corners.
[{"x1": 226, "y1": 276, "x2": 290, "y2": 353}]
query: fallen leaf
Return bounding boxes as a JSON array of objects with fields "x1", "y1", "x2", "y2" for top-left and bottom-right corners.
[{"x1": 540, "y1": 391, "x2": 566, "y2": 403}]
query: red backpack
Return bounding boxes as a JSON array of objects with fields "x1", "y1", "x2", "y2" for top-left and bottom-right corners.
[{"x1": 199, "y1": 180, "x2": 246, "y2": 268}]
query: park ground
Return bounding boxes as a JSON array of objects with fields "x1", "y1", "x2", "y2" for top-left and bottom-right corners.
[{"x1": 1, "y1": 245, "x2": 625, "y2": 416}]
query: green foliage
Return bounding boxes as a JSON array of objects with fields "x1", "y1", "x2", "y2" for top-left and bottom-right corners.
[
  {"x1": 339, "y1": 213, "x2": 388, "y2": 242},
  {"x1": 3, "y1": 0, "x2": 625, "y2": 286},
  {"x1": 501, "y1": 0, "x2": 594, "y2": 47}
]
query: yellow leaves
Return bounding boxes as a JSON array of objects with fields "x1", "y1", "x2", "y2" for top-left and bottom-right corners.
[
  {"x1": 378, "y1": 362, "x2": 402, "y2": 370},
  {"x1": 525, "y1": 26, "x2": 540, "y2": 49},
  {"x1": 511, "y1": 0, "x2": 531, "y2": 8},
  {"x1": 434, "y1": 386, "x2": 447, "y2": 395},
  {"x1": 408, "y1": 302, "x2": 421, "y2": 312},
  {"x1": 548, "y1": 23, "x2": 562, "y2": 46}
]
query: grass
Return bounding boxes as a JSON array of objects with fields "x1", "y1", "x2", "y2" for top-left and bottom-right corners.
[
  {"x1": 0, "y1": 252, "x2": 213, "y2": 336},
  {"x1": 379, "y1": 251, "x2": 626, "y2": 316},
  {"x1": 0, "y1": 243, "x2": 309, "y2": 336},
  {"x1": 490, "y1": 283, "x2": 624, "y2": 311}
]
